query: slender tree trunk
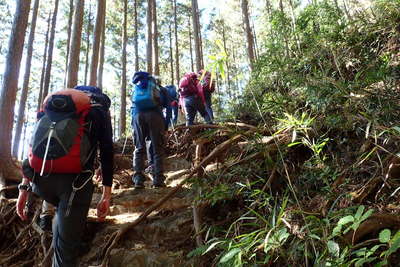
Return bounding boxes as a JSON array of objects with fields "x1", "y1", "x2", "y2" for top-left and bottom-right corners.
[
  {"x1": 89, "y1": 0, "x2": 106, "y2": 86},
  {"x1": 173, "y1": 0, "x2": 180, "y2": 83},
  {"x1": 222, "y1": 21, "x2": 232, "y2": 96},
  {"x1": 188, "y1": 13, "x2": 194, "y2": 72},
  {"x1": 152, "y1": 0, "x2": 159, "y2": 75},
  {"x1": 13, "y1": 0, "x2": 40, "y2": 158},
  {"x1": 241, "y1": 0, "x2": 255, "y2": 70},
  {"x1": 64, "y1": 0, "x2": 74, "y2": 87},
  {"x1": 146, "y1": 0, "x2": 153, "y2": 73},
  {"x1": 84, "y1": 3, "x2": 92, "y2": 85},
  {"x1": 97, "y1": 0, "x2": 106, "y2": 88},
  {"x1": 169, "y1": 22, "x2": 174, "y2": 85},
  {"x1": 288, "y1": 0, "x2": 301, "y2": 53},
  {"x1": 196, "y1": 7, "x2": 204, "y2": 68},
  {"x1": 134, "y1": 0, "x2": 139, "y2": 71},
  {"x1": 0, "y1": 0, "x2": 31, "y2": 183},
  {"x1": 191, "y1": 0, "x2": 202, "y2": 71},
  {"x1": 279, "y1": 0, "x2": 290, "y2": 57},
  {"x1": 37, "y1": 11, "x2": 51, "y2": 110},
  {"x1": 252, "y1": 21, "x2": 259, "y2": 60},
  {"x1": 43, "y1": 0, "x2": 59, "y2": 98},
  {"x1": 120, "y1": 0, "x2": 127, "y2": 137},
  {"x1": 20, "y1": 121, "x2": 27, "y2": 160},
  {"x1": 66, "y1": 0, "x2": 85, "y2": 88},
  {"x1": 265, "y1": 0, "x2": 272, "y2": 16}
]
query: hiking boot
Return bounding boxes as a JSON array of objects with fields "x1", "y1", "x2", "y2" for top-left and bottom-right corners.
[
  {"x1": 132, "y1": 173, "x2": 145, "y2": 189},
  {"x1": 152, "y1": 175, "x2": 166, "y2": 188},
  {"x1": 38, "y1": 215, "x2": 53, "y2": 232},
  {"x1": 152, "y1": 182, "x2": 166, "y2": 188}
]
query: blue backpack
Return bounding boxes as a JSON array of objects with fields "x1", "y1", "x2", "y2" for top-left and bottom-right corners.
[{"x1": 131, "y1": 72, "x2": 160, "y2": 111}]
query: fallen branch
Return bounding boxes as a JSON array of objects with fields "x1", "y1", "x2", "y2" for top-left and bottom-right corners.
[{"x1": 100, "y1": 131, "x2": 250, "y2": 266}]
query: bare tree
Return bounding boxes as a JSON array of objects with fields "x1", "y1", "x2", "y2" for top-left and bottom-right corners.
[
  {"x1": 13, "y1": 0, "x2": 40, "y2": 158},
  {"x1": 191, "y1": 0, "x2": 202, "y2": 71},
  {"x1": 241, "y1": 0, "x2": 255, "y2": 70},
  {"x1": 43, "y1": 0, "x2": 60, "y2": 98},
  {"x1": 0, "y1": 0, "x2": 31, "y2": 184},
  {"x1": 120, "y1": 0, "x2": 128, "y2": 137},
  {"x1": 152, "y1": 0, "x2": 159, "y2": 75},
  {"x1": 146, "y1": 0, "x2": 153, "y2": 73},
  {"x1": 169, "y1": 22, "x2": 174, "y2": 85},
  {"x1": 64, "y1": 0, "x2": 74, "y2": 87},
  {"x1": 89, "y1": 0, "x2": 106, "y2": 86},
  {"x1": 188, "y1": 13, "x2": 194, "y2": 72},
  {"x1": 37, "y1": 11, "x2": 51, "y2": 110},
  {"x1": 134, "y1": 0, "x2": 139, "y2": 71},
  {"x1": 66, "y1": 0, "x2": 85, "y2": 88},
  {"x1": 84, "y1": 2, "x2": 92, "y2": 85},
  {"x1": 97, "y1": 0, "x2": 106, "y2": 88},
  {"x1": 173, "y1": 0, "x2": 180, "y2": 82}
]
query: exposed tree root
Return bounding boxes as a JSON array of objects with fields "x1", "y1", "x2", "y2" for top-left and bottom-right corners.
[
  {"x1": 344, "y1": 214, "x2": 400, "y2": 245},
  {"x1": 100, "y1": 131, "x2": 252, "y2": 266}
]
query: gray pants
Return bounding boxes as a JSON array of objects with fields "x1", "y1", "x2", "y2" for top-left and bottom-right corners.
[
  {"x1": 184, "y1": 95, "x2": 212, "y2": 126},
  {"x1": 132, "y1": 111, "x2": 165, "y2": 183},
  {"x1": 32, "y1": 172, "x2": 93, "y2": 267}
]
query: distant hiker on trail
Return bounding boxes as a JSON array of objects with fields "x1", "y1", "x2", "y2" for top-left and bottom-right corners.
[
  {"x1": 165, "y1": 85, "x2": 179, "y2": 128},
  {"x1": 198, "y1": 69, "x2": 215, "y2": 120},
  {"x1": 178, "y1": 72, "x2": 212, "y2": 126},
  {"x1": 16, "y1": 86, "x2": 114, "y2": 267},
  {"x1": 131, "y1": 71, "x2": 166, "y2": 188}
]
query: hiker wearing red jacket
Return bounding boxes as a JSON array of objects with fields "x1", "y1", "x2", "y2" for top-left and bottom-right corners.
[{"x1": 178, "y1": 72, "x2": 212, "y2": 126}]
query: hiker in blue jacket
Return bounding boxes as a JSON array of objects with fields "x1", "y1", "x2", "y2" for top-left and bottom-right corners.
[
  {"x1": 16, "y1": 85, "x2": 114, "y2": 267},
  {"x1": 131, "y1": 72, "x2": 166, "y2": 188},
  {"x1": 165, "y1": 85, "x2": 179, "y2": 128}
]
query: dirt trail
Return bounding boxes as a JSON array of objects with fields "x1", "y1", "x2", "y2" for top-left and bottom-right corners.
[{"x1": 80, "y1": 155, "x2": 198, "y2": 267}]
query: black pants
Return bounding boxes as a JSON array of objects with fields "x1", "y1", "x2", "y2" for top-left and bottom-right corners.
[{"x1": 33, "y1": 172, "x2": 93, "y2": 267}]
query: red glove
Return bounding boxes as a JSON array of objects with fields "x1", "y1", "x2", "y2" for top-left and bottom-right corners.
[{"x1": 171, "y1": 100, "x2": 178, "y2": 107}]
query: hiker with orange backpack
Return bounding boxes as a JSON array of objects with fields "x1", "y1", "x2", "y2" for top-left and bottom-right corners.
[
  {"x1": 178, "y1": 72, "x2": 212, "y2": 126},
  {"x1": 16, "y1": 86, "x2": 114, "y2": 267}
]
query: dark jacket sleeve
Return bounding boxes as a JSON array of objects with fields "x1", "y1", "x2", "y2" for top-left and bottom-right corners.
[{"x1": 91, "y1": 107, "x2": 114, "y2": 187}]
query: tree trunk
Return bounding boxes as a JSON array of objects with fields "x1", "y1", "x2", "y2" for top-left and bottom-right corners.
[
  {"x1": 13, "y1": 0, "x2": 40, "y2": 158},
  {"x1": 279, "y1": 0, "x2": 290, "y2": 57},
  {"x1": 89, "y1": 0, "x2": 106, "y2": 86},
  {"x1": 134, "y1": 0, "x2": 139, "y2": 71},
  {"x1": 191, "y1": 0, "x2": 202, "y2": 71},
  {"x1": 188, "y1": 13, "x2": 194, "y2": 72},
  {"x1": 0, "y1": 0, "x2": 31, "y2": 183},
  {"x1": 169, "y1": 22, "x2": 174, "y2": 85},
  {"x1": 37, "y1": 11, "x2": 51, "y2": 110},
  {"x1": 241, "y1": 0, "x2": 255, "y2": 70},
  {"x1": 252, "y1": 21, "x2": 259, "y2": 60},
  {"x1": 97, "y1": 0, "x2": 106, "y2": 88},
  {"x1": 43, "y1": 0, "x2": 60, "y2": 98},
  {"x1": 120, "y1": 0, "x2": 127, "y2": 137},
  {"x1": 64, "y1": 0, "x2": 74, "y2": 87},
  {"x1": 197, "y1": 8, "x2": 204, "y2": 68},
  {"x1": 146, "y1": 0, "x2": 153, "y2": 74},
  {"x1": 66, "y1": 0, "x2": 85, "y2": 88},
  {"x1": 84, "y1": 3, "x2": 92, "y2": 85},
  {"x1": 152, "y1": 0, "x2": 159, "y2": 75},
  {"x1": 222, "y1": 21, "x2": 232, "y2": 97},
  {"x1": 173, "y1": 0, "x2": 180, "y2": 83},
  {"x1": 20, "y1": 121, "x2": 28, "y2": 160}
]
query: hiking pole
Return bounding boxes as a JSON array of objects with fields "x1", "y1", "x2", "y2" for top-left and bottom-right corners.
[
  {"x1": 121, "y1": 135, "x2": 129, "y2": 155},
  {"x1": 170, "y1": 118, "x2": 179, "y2": 145}
]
